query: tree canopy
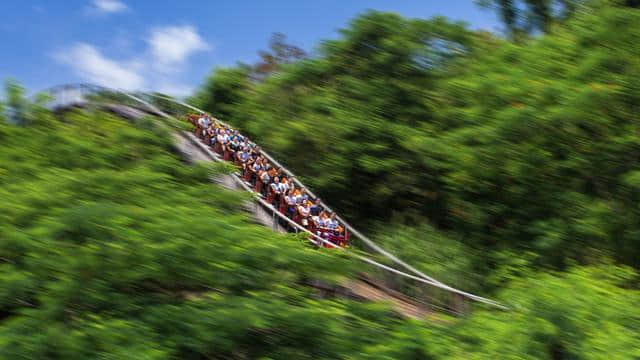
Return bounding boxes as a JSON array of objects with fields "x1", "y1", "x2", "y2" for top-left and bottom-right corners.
[
  {"x1": 0, "y1": 103, "x2": 409, "y2": 358},
  {"x1": 3, "y1": 0, "x2": 640, "y2": 358},
  {"x1": 2, "y1": 101, "x2": 638, "y2": 359},
  {"x1": 194, "y1": 0, "x2": 640, "y2": 272}
]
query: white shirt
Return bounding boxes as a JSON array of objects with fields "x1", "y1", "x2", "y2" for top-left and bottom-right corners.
[{"x1": 299, "y1": 206, "x2": 310, "y2": 217}]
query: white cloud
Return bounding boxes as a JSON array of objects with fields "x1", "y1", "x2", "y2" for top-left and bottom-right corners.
[
  {"x1": 54, "y1": 43, "x2": 143, "y2": 90},
  {"x1": 92, "y1": 0, "x2": 127, "y2": 14},
  {"x1": 147, "y1": 25, "x2": 210, "y2": 71},
  {"x1": 54, "y1": 25, "x2": 209, "y2": 96}
]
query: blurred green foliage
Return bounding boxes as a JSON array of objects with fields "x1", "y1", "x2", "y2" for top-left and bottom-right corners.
[
  {"x1": 1, "y1": 101, "x2": 638, "y2": 359},
  {"x1": 0, "y1": 104, "x2": 415, "y2": 358},
  {"x1": 2, "y1": 1, "x2": 640, "y2": 358},
  {"x1": 477, "y1": 0, "x2": 638, "y2": 37},
  {"x1": 358, "y1": 266, "x2": 640, "y2": 360},
  {"x1": 195, "y1": 1, "x2": 640, "y2": 272},
  {"x1": 191, "y1": 66, "x2": 253, "y2": 121},
  {"x1": 476, "y1": 0, "x2": 582, "y2": 36}
]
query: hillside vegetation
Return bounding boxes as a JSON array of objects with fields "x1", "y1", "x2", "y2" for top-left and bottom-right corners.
[
  {"x1": 1, "y1": 0, "x2": 640, "y2": 358},
  {"x1": 0, "y1": 104, "x2": 406, "y2": 358},
  {"x1": 193, "y1": 0, "x2": 640, "y2": 275},
  {"x1": 1, "y1": 97, "x2": 638, "y2": 359}
]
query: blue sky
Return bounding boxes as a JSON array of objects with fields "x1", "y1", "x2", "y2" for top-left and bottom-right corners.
[{"x1": 0, "y1": 0, "x2": 499, "y2": 96}]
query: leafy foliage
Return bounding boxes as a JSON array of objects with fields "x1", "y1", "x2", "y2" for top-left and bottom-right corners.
[
  {"x1": 196, "y1": 3, "x2": 640, "y2": 271},
  {"x1": 0, "y1": 106, "x2": 414, "y2": 359},
  {"x1": 358, "y1": 266, "x2": 640, "y2": 360},
  {"x1": 478, "y1": 0, "x2": 640, "y2": 36},
  {"x1": 191, "y1": 66, "x2": 253, "y2": 121},
  {"x1": 3, "y1": 1, "x2": 640, "y2": 358},
  {"x1": 476, "y1": 0, "x2": 583, "y2": 35}
]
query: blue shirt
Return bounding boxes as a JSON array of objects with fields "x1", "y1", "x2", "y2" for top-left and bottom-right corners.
[{"x1": 328, "y1": 220, "x2": 339, "y2": 230}]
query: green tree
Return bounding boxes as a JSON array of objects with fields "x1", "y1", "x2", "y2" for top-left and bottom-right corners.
[
  {"x1": 476, "y1": 0, "x2": 582, "y2": 36},
  {"x1": 194, "y1": 3, "x2": 640, "y2": 270},
  {"x1": 454, "y1": 266, "x2": 640, "y2": 359},
  {"x1": 4, "y1": 79, "x2": 27, "y2": 125},
  {"x1": 477, "y1": 0, "x2": 640, "y2": 36},
  {"x1": 253, "y1": 32, "x2": 307, "y2": 80},
  {"x1": 0, "y1": 102, "x2": 412, "y2": 359},
  {"x1": 190, "y1": 66, "x2": 252, "y2": 121},
  {"x1": 356, "y1": 266, "x2": 640, "y2": 359}
]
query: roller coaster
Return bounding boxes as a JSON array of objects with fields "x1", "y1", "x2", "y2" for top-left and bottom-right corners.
[{"x1": 42, "y1": 83, "x2": 507, "y2": 316}]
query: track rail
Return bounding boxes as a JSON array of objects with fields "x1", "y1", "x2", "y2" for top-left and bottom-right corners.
[
  {"x1": 129, "y1": 92, "x2": 507, "y2": 310},
  {"x1": 145, "y1": 94, "x2": 451, "y2": 288},
  {"x1": 41, "y1": 84, "x2": 507, "y2": 311}
]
